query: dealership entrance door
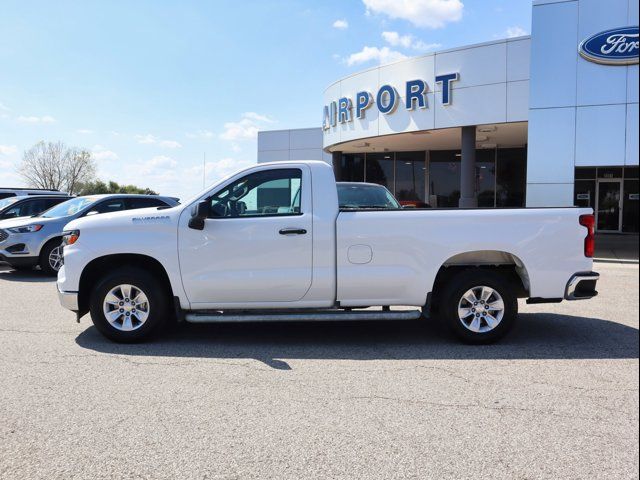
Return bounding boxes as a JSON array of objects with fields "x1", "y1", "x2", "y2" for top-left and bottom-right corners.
[
  {"x1": 596, "y1": 179, "x2": 622, "y2": 232},
  {"x1": 575, "y1": 167, "x2": 639, "y2": 233}
]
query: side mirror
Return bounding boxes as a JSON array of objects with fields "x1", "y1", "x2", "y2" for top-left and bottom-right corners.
[
  {"x1": 86, "y1": 210, "x2": 99, "y2": 216},
  {"x1": 188, "y1": 200, "x2": 210, "y2": 230}
]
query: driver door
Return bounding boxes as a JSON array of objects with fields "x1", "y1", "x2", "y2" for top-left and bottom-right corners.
[{"x1": 178, "y1": 165, "x2": 313, "y2": 306}]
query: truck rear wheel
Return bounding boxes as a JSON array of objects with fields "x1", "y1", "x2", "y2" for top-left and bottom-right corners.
[
  {"x1": 439, "y1": 269, "x2": 518, "y2": 344},
  {"x1": 89, "y1": 267, "x2": 169, "y2": 343}
]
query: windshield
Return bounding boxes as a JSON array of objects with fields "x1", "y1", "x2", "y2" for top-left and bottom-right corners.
[
  {"x1": 0, "y1": 197, "x2": 19, "y2": 210},
  {"x1": 40, "y1": 197, "x2": 97, "y2": 218},
  {"x1": 337, "y1": 184, "x2": 401, "y2": 209}
]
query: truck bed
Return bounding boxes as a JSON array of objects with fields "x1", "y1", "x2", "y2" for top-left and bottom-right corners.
[{"x1": 336, "y1": 207, "x2": 593, "y2": 306}]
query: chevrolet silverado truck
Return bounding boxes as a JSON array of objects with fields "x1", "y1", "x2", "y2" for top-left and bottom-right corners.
[{"x1": 57, "y1": 161, "x2": 599, "y2": 344}]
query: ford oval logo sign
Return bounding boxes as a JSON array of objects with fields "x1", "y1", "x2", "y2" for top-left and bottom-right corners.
[{"x1": 579, "y1": 26, "x2": 639, "y2": 65}]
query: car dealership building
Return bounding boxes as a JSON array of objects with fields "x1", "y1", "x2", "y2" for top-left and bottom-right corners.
[{"x1": 258, "y1": 0, "x2": 639, "y2": 233}]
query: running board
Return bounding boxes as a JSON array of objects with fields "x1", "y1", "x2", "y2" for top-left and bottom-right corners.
[{"x1": 184, "y1": 309, "x2": 423, "y2": 323}]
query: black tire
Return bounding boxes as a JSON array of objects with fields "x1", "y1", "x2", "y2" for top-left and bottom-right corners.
[
  {"x1": 39, "y1": 239, "x2": 64, "y2": 276},
  {"x1": 89, "y1": 267, "x2": 169, "y2": 343},
  {"x1": 439, "y1": 269, "x2": 518, "y2": 344}
]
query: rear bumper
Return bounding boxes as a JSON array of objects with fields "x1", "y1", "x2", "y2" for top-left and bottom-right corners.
[
  {"x1": 565, "y1": 271, "x2": 599, "y2": 300},
  {"x1": 57, "y1": 284, "x2": 79, "y2": 311}
]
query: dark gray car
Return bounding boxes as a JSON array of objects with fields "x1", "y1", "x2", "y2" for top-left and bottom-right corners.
[{"x1": 0, "y1": 195, "x2": 73, "y2": 220}]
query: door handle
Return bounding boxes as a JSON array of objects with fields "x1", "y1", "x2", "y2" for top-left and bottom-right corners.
[{"x1": 279, "y1": 228, "x2": 307, "y2": 235}]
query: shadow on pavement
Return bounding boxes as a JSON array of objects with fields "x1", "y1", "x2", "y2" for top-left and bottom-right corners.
[
  {"x1": 0, "y1": 266, "x2": 55, "y2": 283},
  {"x1": 75, "y1": 313, "x2": 639, "y2": 369}
]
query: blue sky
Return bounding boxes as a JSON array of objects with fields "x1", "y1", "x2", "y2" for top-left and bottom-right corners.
[{"x1": 0, "y1": 0, "x2": 531, "y2": 200}]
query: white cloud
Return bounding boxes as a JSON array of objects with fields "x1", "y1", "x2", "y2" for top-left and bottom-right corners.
[
  {"x1": 91, "y1": 145, "x2": 119, "y2": 161},
  {"x1": 96, "y1": 155, "x2": 183, "y2": 197},
  {"x1": 220, "y1": 112, "x2": 275, "y2": 142},
  {"x1": 333, "y1": 19, "x2": 349, "y2": 29},
  {"x1": 412, "y1": 40, "x2": 442, "y2": 51},
  {"x1": 505, "y1": 26, "x2": 528, "y2": 38},
  {"x1": 363, "y1": 0, "x2": 463, "y2": 29},
  {"x1": 186, "y1": 157, "x2": 254, "y2": 186},
  {"x1": 0, "y1": 144, "x2": 17, "y2": 156},
  {"x1": 0, "y1": 166, "x2": 20, "y2": 185},
  {"x1": 382, "y1": 31, "x2": 441, "y2": 51},
  {"x1": 135, "y1": 133, "x2": 159, "y2": 144},
  {"x1": 140, "y1": 155, "x2": 178, "y2": 174},
  {"x1": 17, "y1": 115, "x2": 56, "y2": 124},
  {"x1": 159, "y1": 140, "x2": 182, "y2": 149},
  {"x1": 345, "y1": 46, "x2": 407, "y2": 66},
  {"x1": 382, "y1": 31, "x2": 413, "y2": 48},
  {"x1": 0, "y1": 102, "x2": 10, "y2": 118},
  {"x1": 77, "y1": 129, "x2": 94, "y2": 134},
  {"x1": 134, "y1": 134, "x2": 181, "y2": 148},
  {"x1": 242, "y1": 112, "x2": 274, "y2": 123},
  {"x1": 186, "y1": 129, "x2": 214, "y2": 139}
]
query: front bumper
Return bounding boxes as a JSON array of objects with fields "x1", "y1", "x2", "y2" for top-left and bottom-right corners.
[
  {"x1": 57, "y1": 283, "x2": 79, "y2": 311},
  {"x1": 0, "y1": 253, "x2": 39, "y2": 268},
  {"x1": 565, "y1": 271, "x2": 599, "y2": 300},
  {"x1": 0, "y1": 229, "x2": 41, "y2": 265}
]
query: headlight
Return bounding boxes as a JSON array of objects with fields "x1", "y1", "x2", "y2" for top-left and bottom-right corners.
[
  {"x1": 62, "y1": 230, "x2": 80, "y2": 246},
  {"x1": 7, "y1": 224, "x2": 43, "y2": 234}
]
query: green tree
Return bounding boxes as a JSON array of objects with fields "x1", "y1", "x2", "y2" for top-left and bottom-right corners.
[{"x1": 78, "y1": 180, "x2": 158, "y2": 196}]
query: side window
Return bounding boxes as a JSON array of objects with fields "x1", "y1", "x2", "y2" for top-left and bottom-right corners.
[
  {"x1": 2, "y1": 205, "x2": 22, "y2": 219},
  {"x1": 86, "y1": 199, "x2": 126, "y2": 215},
  {"x1": 208, "y1": 168, "x2": 302, "y2": 218},
  {"x1": 20, "y1": 199, "x2": 48, "y2": 216},
  {"x1": 45, "y1": 198, "x2": 67, "y2": 210},
  {"x1": 125, "y1": 197, "x2": 166, "y2": 210}
]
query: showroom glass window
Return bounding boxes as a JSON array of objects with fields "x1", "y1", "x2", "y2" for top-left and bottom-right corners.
[
  {"x1": 337, "y1": 154, "x2": 365, "y2": 182},
  {"x1": 365, "y1": 153, "x2": 394, "y2": 192},
  {"x1": 496, "y1": 148, "x2": 526, "y2": 207},
  {"x1": 395, "y1": 151, "x2": 426, "y2": 202},
  {"x1": 429, "y1": 150, "x2": 461, "y2": 208},
  {"x1": 476, "y1": 149, "x2": 496, "y2": 208},
  {"x1": 623, "y1": 167, "x2": 639, "y2": 233},
  {"x1": 574, "y1": 168, "x2": 597, "y2": 209}
]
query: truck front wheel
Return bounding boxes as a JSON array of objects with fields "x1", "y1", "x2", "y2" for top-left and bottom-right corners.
[
  {"x1": 439, "y1": 269, "x2": 518, "y2": 344},
  {"x1": 89, "y1": 267, "x2": 169, "y2": 343}
]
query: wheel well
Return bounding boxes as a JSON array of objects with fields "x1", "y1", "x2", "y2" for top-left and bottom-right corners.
[
  {"x1": 40, "y1": 237, "x2": 63, "y2": 259},
  {"x1": 78, "y1": 254, "x2": 173, "y2": 314},
  {"x1": 430, "y1": 251, "x2": 530, "y2": 308}
]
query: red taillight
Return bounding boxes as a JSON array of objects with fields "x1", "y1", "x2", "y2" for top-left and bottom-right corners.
[{"x1": 579, "y1": 214, "x2": 595, "y2": 258}]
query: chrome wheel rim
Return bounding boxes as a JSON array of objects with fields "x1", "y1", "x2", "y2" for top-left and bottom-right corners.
[
  {"x1": 102, "y1": 284, "x2": 150, "y2": 332},
  {"x1": 49, "y1": 245, "x2": 63, "y2": 272},
  {"x1": 457, "y1": 286, "x2": 505, "y2": 333}
]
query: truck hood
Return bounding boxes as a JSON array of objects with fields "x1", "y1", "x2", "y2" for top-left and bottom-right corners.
[{"x1": 64, "y1": 205, "x2": 183, "y2": 231}]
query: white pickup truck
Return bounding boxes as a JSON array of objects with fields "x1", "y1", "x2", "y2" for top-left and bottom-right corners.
[{"x1": 57, "y1": 160, "x2": 599, "y2": 344}]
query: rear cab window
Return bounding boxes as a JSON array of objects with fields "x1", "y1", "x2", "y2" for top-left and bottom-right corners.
[{"x1": 337, "y1": 184, "x2": 401, "y2": 210}]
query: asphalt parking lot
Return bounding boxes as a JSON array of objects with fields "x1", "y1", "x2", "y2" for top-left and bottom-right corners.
[{"x1": 0, "y1": 263, "x2": 638, "y2": 480}]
